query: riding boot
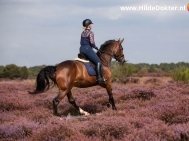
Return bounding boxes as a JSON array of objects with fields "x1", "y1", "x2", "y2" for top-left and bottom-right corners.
[{"x1": 96, "y1": 62, "x2": 107, "y2": 83}]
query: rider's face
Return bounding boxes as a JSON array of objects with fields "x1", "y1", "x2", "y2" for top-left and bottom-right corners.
[{"x1": 88, "y1": 24, "x2": 92, "y2": 29}]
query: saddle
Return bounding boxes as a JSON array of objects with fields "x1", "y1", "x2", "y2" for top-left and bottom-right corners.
[
  {"x1": 77, "y1": 53, "x2": 96, "y2": 69},
  {"x1": 75, "y1": 53, "x2": 103, "y2": 76},
  {"x1": 78, "y1": 53, "x2": 88, "y2": 61}
]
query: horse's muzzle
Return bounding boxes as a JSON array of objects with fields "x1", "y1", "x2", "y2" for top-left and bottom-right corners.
[{"x1": 119, "y1": 59, "x2": 126, "y2": 65}]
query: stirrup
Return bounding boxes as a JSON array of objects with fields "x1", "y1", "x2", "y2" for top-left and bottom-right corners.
[{"x1": 97, "y1": 77, "x2": 107, "y2": 83}]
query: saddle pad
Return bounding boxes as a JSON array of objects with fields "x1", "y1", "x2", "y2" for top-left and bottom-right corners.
[
  {"x1": 82, "y1": 62, "x2": 103, "y2": 76},
  {"x1": 83, "y1": 62, "x2": 97, "y2": 76},
  {"x1": 75, "y1": 58, "x2": 89, "y2": 63},
  {"x1": 75, "y1": 59, "x2": 103, "y2": 76}
]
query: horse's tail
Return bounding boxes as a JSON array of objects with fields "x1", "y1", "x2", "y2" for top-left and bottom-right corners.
[{"x1": 29, "y1": 66, "x2": 57, "y2": 94}]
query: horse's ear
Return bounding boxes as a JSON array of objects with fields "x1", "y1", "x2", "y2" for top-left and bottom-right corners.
[
  {"x1": 120, "y1": 38, "x2": 124, "y2": 44},
  {"x1": 118, "y1": 38, "x2": 120, "y2": 42}
]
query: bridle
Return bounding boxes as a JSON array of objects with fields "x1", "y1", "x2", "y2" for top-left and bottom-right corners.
[{"x1": 97, "y1": 43, "x2": 125, "y2": 63}]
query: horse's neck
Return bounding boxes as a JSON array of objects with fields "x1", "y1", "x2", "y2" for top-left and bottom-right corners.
[{"x1": 98, "y1": 48, "x2": 113, "y2": 68}]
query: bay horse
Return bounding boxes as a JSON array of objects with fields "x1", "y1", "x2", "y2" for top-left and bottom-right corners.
[{"x1": 30, "y1": 38, "x2": 125, "y2": 116}]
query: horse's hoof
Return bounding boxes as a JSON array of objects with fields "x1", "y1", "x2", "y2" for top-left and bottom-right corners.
[
  {"x1": 107, "y1": 103, "x2": 111, "y2": 108},
  {"x1": 84, "y1": 112, "x2": 90, "y2": 116},
  {"x1": 79, "y1": 107, "x2": 90, "y2": 116}
]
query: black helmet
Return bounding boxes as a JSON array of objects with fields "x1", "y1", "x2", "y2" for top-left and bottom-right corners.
[{"x1": 82, "y1": 19, "x2": 93, "y2": 27}]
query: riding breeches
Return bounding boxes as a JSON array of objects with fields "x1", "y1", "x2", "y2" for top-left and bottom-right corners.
[{"x1": 80, "y1": 45, "x2": 101, "y2": 65}]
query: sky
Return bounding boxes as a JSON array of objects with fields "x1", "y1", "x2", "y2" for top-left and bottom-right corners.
[{"x1": 0, "y1": 0, "x2": 189, "y2": 67}]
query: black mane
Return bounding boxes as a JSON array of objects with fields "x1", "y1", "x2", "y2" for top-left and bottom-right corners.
[{"x1": 100, "y1": 40, "x2": 116, "y2": 50}]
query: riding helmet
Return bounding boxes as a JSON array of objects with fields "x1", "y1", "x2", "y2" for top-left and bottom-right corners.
[{"x1": 82, "y1": 19, "x2": 93, "y2": 27}]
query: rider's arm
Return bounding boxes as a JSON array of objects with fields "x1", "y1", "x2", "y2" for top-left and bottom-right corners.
[{"x1": 89, "y1": 31, "x2": 98, "y2": 50}]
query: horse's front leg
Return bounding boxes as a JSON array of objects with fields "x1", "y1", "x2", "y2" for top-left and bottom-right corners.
[{"x1": 106, "y1": 84, "x2": 117, "y2": 110}]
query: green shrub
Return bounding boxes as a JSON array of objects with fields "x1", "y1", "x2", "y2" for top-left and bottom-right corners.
[
  {"x1": 172, "y1": 67, "x2": 189, "y2": 84},
  {"x1": 0, "y1": 66, "x2": 4, "y2": 78},
  {"x1": 0, "y1": 65, "x2": 29, "y2": 79},
  {"x1": 28, "y1": 65, "x2": 46, "y2": 78},
  {"x1": 20, "y1": 66, "x2": 29, "y2": 79},
  {"x1": 111, "y1": 62, "x2": 137, "y2": 81},
  {"x1": 2, "y1": 64, "x2": 20, "y2": 79}
]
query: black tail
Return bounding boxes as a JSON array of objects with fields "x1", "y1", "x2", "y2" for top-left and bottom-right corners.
[{"x1": 29, "y1": 66, "x2": 57, "y2": 94}]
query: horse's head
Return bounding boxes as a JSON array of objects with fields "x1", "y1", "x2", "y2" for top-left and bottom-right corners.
[
  {"x1": 113, "y1": 38, "x2": 126, "y2": 65},
  {"x1": 98, "y1": 38, "x2": 126, "y2": 66}
]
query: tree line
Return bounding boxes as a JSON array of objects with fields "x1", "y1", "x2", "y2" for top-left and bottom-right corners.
[
  {"x1": 111, "y1": 61, "x2": 189, "y2": 83},
  {"x1": 0, "y1": 64, "x2": 46, "y2": 79},
  {"x1": 0, "y1": 62, "x2": 189, "y2": 81}
]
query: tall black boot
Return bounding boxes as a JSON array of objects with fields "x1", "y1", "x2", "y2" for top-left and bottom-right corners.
[{"x1": 96, "y1": 62, "x2": 107, "y2": 83}]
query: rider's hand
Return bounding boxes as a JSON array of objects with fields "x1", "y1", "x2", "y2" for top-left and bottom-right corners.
[{"x1": 93, "y1": 46, "x2": 99, "y2": 50}]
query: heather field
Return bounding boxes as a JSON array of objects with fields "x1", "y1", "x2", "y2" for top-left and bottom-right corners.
[{"x1": 0, "y1": 77, "x2": 189, "y2": 141}]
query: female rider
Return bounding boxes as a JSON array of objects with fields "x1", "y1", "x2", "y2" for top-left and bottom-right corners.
[{"x1": 80, "y1": 19, "x2": 107, "y2": 83}]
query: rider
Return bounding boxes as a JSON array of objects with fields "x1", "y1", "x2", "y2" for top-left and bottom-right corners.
[{"x1": 80, "y1": 19, "x2": 107, "y2": 83}]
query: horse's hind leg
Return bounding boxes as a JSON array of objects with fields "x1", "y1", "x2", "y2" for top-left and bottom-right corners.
[
  {"x1": 67, "y1": 91, "x2": 90, "y2": 116},
  {"x1": 53, "y1": 89, "x2": 68, "y2": 116},
  {"x1": 67, "y1": 91, "x2": 79, "y2": 111}
]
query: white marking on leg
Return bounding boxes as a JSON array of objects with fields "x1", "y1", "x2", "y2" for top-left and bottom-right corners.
[{"x1": 79, "y1": 107, "x2": 90, "y2": 116}]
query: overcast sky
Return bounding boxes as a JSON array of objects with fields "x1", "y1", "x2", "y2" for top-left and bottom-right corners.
[{"x1": 0, "y1": 0, "x2": 188, "y2": 67}]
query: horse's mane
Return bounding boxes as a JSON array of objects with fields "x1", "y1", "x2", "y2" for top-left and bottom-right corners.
[{"x1": 100, "y1": 40, "x2": 116, "y2": 50}]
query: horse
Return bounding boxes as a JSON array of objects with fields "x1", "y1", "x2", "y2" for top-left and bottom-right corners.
[{"x1": 30, "y1": 38, "x2": 126, "y2": 116}]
